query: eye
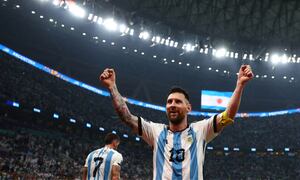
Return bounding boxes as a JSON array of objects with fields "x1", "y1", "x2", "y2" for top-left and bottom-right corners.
[{"x1": 175, "y1": 100, "x2": 182, "y2": 104}]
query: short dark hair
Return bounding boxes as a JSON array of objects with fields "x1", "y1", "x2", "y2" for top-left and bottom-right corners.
[
  {"x1": 104, "y1": 133, "x2": 120, "y2": 145},
  {"x1": 168, "y1": 87, "x2": 190, "y2": 101}
]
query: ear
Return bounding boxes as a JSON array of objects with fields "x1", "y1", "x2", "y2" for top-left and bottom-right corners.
[{"x1": 187, "y1": 103, "x2": 192, "y2": 112}]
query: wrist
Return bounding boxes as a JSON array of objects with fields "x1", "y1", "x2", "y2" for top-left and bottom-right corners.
[
  {"x1": 108, "y1": 84, "x2": 117, "y2": 92},
  {"x1": 236, "y1": 82, "x2": 245, "y2": 90}
]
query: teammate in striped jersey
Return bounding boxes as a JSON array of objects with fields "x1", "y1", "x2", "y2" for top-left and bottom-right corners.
[
  {"x1": 100, "y1": 65, "x2": 253, "y2": 179},
  {"x1": 82, "y1": 133, "x2": 123, "y2": 180}
]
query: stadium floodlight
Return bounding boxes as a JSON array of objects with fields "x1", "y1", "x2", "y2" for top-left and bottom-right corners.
[
  {"x1": 271, "y1": 76, "x2": 275, "y2": 79},
  {"x1": 224, "y1": 147, "x2": 229, "y2": 151},
  {"x1": 33, "y1": 108, "x2": 41, "y2": 113},
  {"x1": 88, "y1": 13, "x2": 93, "y2": 20},
  {"x1": 160, "y1": 38, "x2": 165, "y2": 44},
  {"x1": 112, "y1": 130, "x2": 117, "y2": 134},
  {"x1": 249, "y1": 54, "x2": 253, "y2": 60},
  {"x1": 99, "y1": 127, "x2": 105, "y2": 131},
  {"x1": 204, "y1": 48, "x2": 209, "y2": 54},
  {"x1": 199, "y1": 48, "x2": 204, "y2": 53},
  {"x1": 243, "y1": 53, "x2": 247, "y2": 60},
  {"x1": 97, "y1": 17, "x2": 103, "y2": 25},
  {"x1": 271, "y1": 54, "x2": 280, "y2": 64},
  {"x1": 230, "y1": 52, "x2": 234, "y2": 58},
  {"x1": 267, "y1": 148, "x2": 274, "y2": 152},
  {"x1": 31, "y1": 11, "x2": 36, "y2": 14},
  {"x1": 284, "y1": 148, "x2": 290, "y2": 152},
  {"x1": 215, "y1": 48, "x2": 227, "y2": 58},
  {"x1": 53, "y1": 0, "x2": 59, "y2": 6},
  {"x1": 70, "y1": 27, "x2": 75, "y2": 30},
  {"x1": 207, "y1": 146, "x2": 213, "y2": 150},
  {"x1": 119, "y1": 24, "x2": 127, "y2": 33},
  {"x1": 129, "y1": 29, "x2": 134, "y2": 36},
  {"x1": 234, "y1": 52, "x2": 239, "y2": 59},
  {"x1": 169, "y1": 40, "x2": 174, "y2": 47},
  {"x1": 233, "y1": 148, "x2": 240, "y2": 151},
  {"x1": 251, "y1": 148, "x2": 256, "y2": 152},
  {"x1": 171, "y1": 59, "x2": 175, "y2": 63},
  {"x1": 123, "y1": 134, "x2": 128, "y2": 138},
  {"x1": 92, "y1": 16, "x2": 98, "y2": 22},
  {"x1": 291, "y1": 77, "x2": 294, "y2": 80},
  {"x1": 281, "y1": 54, "x2": 288, "y2": 64},
  {"x1": 103, "y1": 18, "x2": 118, "y2": 31},
  {"x1": 135, "y1": 137, "x2": 140, "y2": 141},
  {"x1": 208, "y1": 67, "x2": 212, "y2": 71},
  {"x1": 283, "y1": 76, "x2": 287, "y2": 79},
  {"x1": 155, "y1": 36, "x2": 161, "y2": 43},
  {"x1": 69, "y1": 3, "x2": 86, "y2": 18},
  {"x1": 185, "y1": 44, "x2": 193, "y2": 52},
  {"x1": 151, "y1": 36, "x2": 155, "y2": 42},
  {"x1": 69, "y1": 118, "x2": 76, "y2": 123},
  {"x1": 174, "y1": 42, "x2": 178, "y2": 48},
  {"x1": 53, "y1": 113, "x2": 59, "y2": 119},
  {"x1": 40, "y1": 15, "x2": 44, "y2": 19},
  {"x1": 139, "y1": 31, "x2": 150, "y2": 40},
  {"x1": 86, "y1": 123, "x2": 91, "y2": 128},
  {"x1": 165, "y1": 39, "x2": 169, "y2": 46}
]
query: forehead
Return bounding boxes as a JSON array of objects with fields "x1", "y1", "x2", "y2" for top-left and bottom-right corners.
[{"x1": 167, "y1": 92, "x2": 187, "y2": 101}]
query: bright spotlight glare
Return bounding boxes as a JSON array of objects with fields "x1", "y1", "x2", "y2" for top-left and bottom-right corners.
[
  {"x1": 53, "y1": 0, "x2": 59, "y2": 6},
  {"x1": 185, "y1": 44, "x2": 192, "y2": 52},
  {"x1": 271, "y1": 54, "x2": 280, "y2": 64},
  {"x1": 69, "y1": 4, "x2": 86, "y2": 18},
  {"x1": 139, "y1": 31, "x2": 150, "y2": 40},
  {"x1": 103, "y1": 18, "x2": 118, "y2": 31},
  {"x1": 281, "y1": 54, "x2": 288, "y2": 64},
  {"x1": 155, "y1": 36, "x2": 161, "y2": 43},
  {"x1": 119, "y1": 24, "x2": 127, "y2": 33},
  {"x1": 88, "y1": 13, "x2": 93, "y2": 20},
  {"x1": 215, "y1": 48, "x2": 227, "y2": 58}
]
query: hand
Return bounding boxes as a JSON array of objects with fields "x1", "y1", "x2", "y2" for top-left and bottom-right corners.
[
  {"x1": 237, "y1": 65, "x2": 254, "y2": 86},
  {"x1": 99, "y1": 68, "x2": 116, "y2": 89}
]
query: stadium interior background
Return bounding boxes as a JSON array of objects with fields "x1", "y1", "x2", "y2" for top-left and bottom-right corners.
[{"x1": 0, "y1": 0, "x2": 299, "y2": 179}]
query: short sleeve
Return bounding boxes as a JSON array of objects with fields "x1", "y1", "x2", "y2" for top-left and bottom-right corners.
[
  {"x1": 84, "y1": 153, "x2": 90, "y2": 167},
  {"x1": 112, "y1": 152, "x2": 123, "y2": 166},
  {"x1": 191, "y1": 114, "x2": 220, "y2": 143},
  {"x1": 138, "y1": 117, "x2": 165, "y2": 146}
]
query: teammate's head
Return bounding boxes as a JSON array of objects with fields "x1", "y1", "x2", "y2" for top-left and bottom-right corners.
[
  {"x1": 104, "y1": 133, "x2": 120, "y2": 149},
  {"x1": 166, "y1": 87, "x2": 191, "y2": 125}
]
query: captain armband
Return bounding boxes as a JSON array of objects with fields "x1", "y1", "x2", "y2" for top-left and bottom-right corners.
[{"x1": 219, "y1": 111, "x2": 234, "y2": 127}]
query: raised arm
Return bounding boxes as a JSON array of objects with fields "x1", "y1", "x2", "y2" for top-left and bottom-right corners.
[
  {"x1": 215, "y1": 65, "x2": 254, "y2": 132},
  {"x1": 99, "y1": 68, "x2": 139, "y2": 133},
  {"x1": 111, "y1": 165, "x2": 121, "y2": 180}
]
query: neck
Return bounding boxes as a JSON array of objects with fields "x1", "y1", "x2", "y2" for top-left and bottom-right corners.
[
  {"x1": 105, "y1": 144, "x2": 114, "y2": 149},
  {"x1": 169, "y1": 119, "x2": 188, "y2": 132}
]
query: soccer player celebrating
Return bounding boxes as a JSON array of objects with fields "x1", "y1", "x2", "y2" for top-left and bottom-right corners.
[
  {"x1": 100, "y1": 65, "x2": 253, "y2": 179},
  {"x1": 83, "y1": 133, "x2": 123, "y2": 180}
]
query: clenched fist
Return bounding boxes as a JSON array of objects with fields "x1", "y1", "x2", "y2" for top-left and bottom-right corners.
[
  {"x1": 99, "y1": 68, "x2": 116, "y2": 89},
  {"x1": 237, "y1": 65, "x2": 254, "y2": 86}
]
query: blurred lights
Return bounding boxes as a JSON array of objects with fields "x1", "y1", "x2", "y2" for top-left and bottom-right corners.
[{"x1": 103, "y1": 18, "x2": 117, "y2": 31}]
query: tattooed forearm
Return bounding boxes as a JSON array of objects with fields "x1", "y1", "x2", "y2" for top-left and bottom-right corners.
[{"x1": 109, "y1": 85, "x2": 138, "y2": 133}]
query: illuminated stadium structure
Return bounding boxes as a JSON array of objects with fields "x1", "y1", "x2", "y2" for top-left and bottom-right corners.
[{"x1": 0, "y1": 0, "x2": 300, "y2": 179}]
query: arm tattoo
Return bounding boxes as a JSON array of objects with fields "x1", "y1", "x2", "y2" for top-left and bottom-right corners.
[{"x1": 110, "y1": 86, "x2": 138, "y2": 131}]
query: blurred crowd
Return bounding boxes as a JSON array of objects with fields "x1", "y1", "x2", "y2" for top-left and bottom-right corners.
[{"x1": 0, "y1": 53, "x2": 299, "y2": 179}]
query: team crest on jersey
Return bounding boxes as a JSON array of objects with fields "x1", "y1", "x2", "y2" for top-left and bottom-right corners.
[{"x1": 187, "y1": 135, "x2": 193, "y2": 144}]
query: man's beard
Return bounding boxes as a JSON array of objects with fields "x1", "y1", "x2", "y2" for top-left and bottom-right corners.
[{"x1": 167, "y1": 112, "x2": 185, "y2": 125}]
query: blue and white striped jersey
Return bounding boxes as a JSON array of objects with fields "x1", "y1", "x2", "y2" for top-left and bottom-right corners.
[
  {"x1": 84, "y1": 146, "x2": 123, "y2": 180},
  {"x1": 138, "y1": 115, "x2": 219, "y2": 180}
]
